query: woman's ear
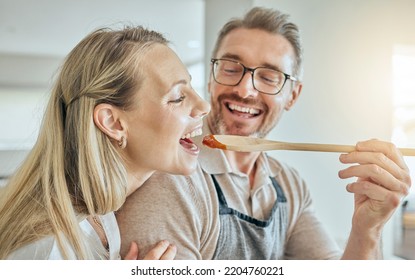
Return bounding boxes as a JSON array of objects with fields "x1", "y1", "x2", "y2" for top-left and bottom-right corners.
[
  {"x1": 284, "y1": 82, "x2": 302, "y2": 111},
  {"x1": 93, "y1": 103, "x2": 125, "y2": 141}
]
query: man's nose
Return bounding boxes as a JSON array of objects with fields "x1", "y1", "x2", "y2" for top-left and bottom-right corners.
[{"x1": 234, "y1": 71, "x2": 259, "y2": 99}]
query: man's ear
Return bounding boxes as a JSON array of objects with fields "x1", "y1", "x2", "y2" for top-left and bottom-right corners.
[
  {"x1": 284, "y1": 82, "x2": 303, "y2": 111},
  {"x1": 93, "y1": 103, "x2": 125, "y2": 141}
]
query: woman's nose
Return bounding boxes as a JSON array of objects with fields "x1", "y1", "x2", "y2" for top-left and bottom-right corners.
[{"x1": 192, "y1": 92, "x2": 210, "y2": 118}]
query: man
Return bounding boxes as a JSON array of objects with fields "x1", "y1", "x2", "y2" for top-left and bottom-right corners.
[{"x1": 117, "y1": 7, "x2": 411, "y2": 259}]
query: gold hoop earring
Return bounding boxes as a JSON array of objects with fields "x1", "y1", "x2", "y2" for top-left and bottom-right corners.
[{"x1": 118, "y1": 136, "x2": 127, "y2": 149}]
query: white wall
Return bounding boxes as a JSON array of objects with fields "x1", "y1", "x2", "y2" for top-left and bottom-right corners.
[
  {"x1": 0, "y1": 88, "x2": 47, "y2": 147},
  {"x1": 0, "y1": 88, "x2": 46, "y2": 180}
]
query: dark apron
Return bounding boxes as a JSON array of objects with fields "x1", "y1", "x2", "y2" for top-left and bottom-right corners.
[{"x1": 211, "y1": 175, "x2": 288, "y2": 259}]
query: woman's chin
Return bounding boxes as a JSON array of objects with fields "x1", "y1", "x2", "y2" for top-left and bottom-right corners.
[{"x1": 175, "y1": 158, "x2": 198, "y2": 176}]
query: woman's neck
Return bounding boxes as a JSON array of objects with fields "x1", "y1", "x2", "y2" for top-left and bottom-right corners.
[{"x1": 126, "y1": 170, "x2": 155, "y2": 196}]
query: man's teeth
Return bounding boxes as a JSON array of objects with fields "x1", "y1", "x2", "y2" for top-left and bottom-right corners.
[
  {"x1": 228, "y1": 103, "x2": 260, "y2": 115},
  {"x1": 181, "y1": 128, "x2": 203, "y2": 139}
]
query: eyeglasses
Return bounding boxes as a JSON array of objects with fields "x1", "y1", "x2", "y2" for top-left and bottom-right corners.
[{"x1": 211, "y1": 58, "x2": 297, "y2": 95}]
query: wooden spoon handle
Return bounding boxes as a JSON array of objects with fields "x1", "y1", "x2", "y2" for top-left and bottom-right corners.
[
  {"x1": 276, "y1": 142, "x2": 355, "y2": 153},
  {"x1": 223, "y1": 142, "x2": 356, "y2": 153},
  {"x1": 227, "y1": 141, "x2": 415, "y2": 155},
  {"x1": 270, "y1": 142, "x2": 415, "y2": 156}
]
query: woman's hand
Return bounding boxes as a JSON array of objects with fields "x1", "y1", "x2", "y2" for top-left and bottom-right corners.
[{"x1": 123, "y1": 240, "x2": 177, "y2": 260}]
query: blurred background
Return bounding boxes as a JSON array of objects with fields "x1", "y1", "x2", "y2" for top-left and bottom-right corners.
[{"x1": 1, "y1": 0, "x2": 414, "y2": 259}]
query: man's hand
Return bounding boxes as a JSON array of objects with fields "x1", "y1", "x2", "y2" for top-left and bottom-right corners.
[{"x1": 339, "y1": 139, "x2": 411, "y2": 259}]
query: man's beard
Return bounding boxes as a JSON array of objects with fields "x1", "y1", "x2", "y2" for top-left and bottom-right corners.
[{"x1": 207, "y1": 93, "x2": 278, "y2": 138}]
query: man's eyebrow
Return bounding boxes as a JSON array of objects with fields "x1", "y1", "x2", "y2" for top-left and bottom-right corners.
[
  {"x1": 261, "y1": 63, "x2": 282, "y2": 72},
  {"x1": 219, "y1": 53, "x2": 283, "y2": 72},
  {"x1": 219, "y1": 53, "x2": 241, "y2": 61}
]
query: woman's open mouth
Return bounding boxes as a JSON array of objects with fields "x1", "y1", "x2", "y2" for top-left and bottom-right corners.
[{"x1": 180, "y1": 127, "x2": 203, "y2": 155}]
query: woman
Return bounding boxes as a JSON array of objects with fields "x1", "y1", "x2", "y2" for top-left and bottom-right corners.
[{"x1": 0, "y1": 25, "x2": 210, "y2": 259}]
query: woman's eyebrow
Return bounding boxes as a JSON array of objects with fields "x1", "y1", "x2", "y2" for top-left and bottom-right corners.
[
  {"x1": 173, "y1": 79, "x2": 187, "y2": 86},
  {"x1": 168, "y1": 79, "x2": 188, "y2": 91},
  {"x1": 170, "y1": 71, "x2": 192, "y2": 89}
]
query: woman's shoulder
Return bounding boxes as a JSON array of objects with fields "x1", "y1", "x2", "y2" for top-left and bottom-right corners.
[{"x1": 6, "y1": 236, "x2": 64, "y2": 260}]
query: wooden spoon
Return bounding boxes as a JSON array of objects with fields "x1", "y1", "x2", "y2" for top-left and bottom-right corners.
[{"x1": 202, "y1": 134, "x2": 415, "y2": 156}]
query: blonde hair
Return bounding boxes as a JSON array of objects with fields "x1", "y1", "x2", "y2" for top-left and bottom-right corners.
[{"x1": 0, "y1": 26, "x2": 168, "y2": 259}]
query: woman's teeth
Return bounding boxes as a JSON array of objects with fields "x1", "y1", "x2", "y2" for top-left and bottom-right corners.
[
  {"x1": 181, "y1": 128, "x2": 203, "y2": 139},
  {"x1": 228, "y1": 103, "x2": 260, "y2": 115}
]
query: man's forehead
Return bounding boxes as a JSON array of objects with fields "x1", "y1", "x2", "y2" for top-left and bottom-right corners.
[{"x1": 216, "y1": 29, "x2": 296, "y2": 72}]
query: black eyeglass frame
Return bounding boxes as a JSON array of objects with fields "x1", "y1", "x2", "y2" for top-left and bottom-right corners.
[{"x1": 210, "y1": 58, "x2": 298, "y2": 95}]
